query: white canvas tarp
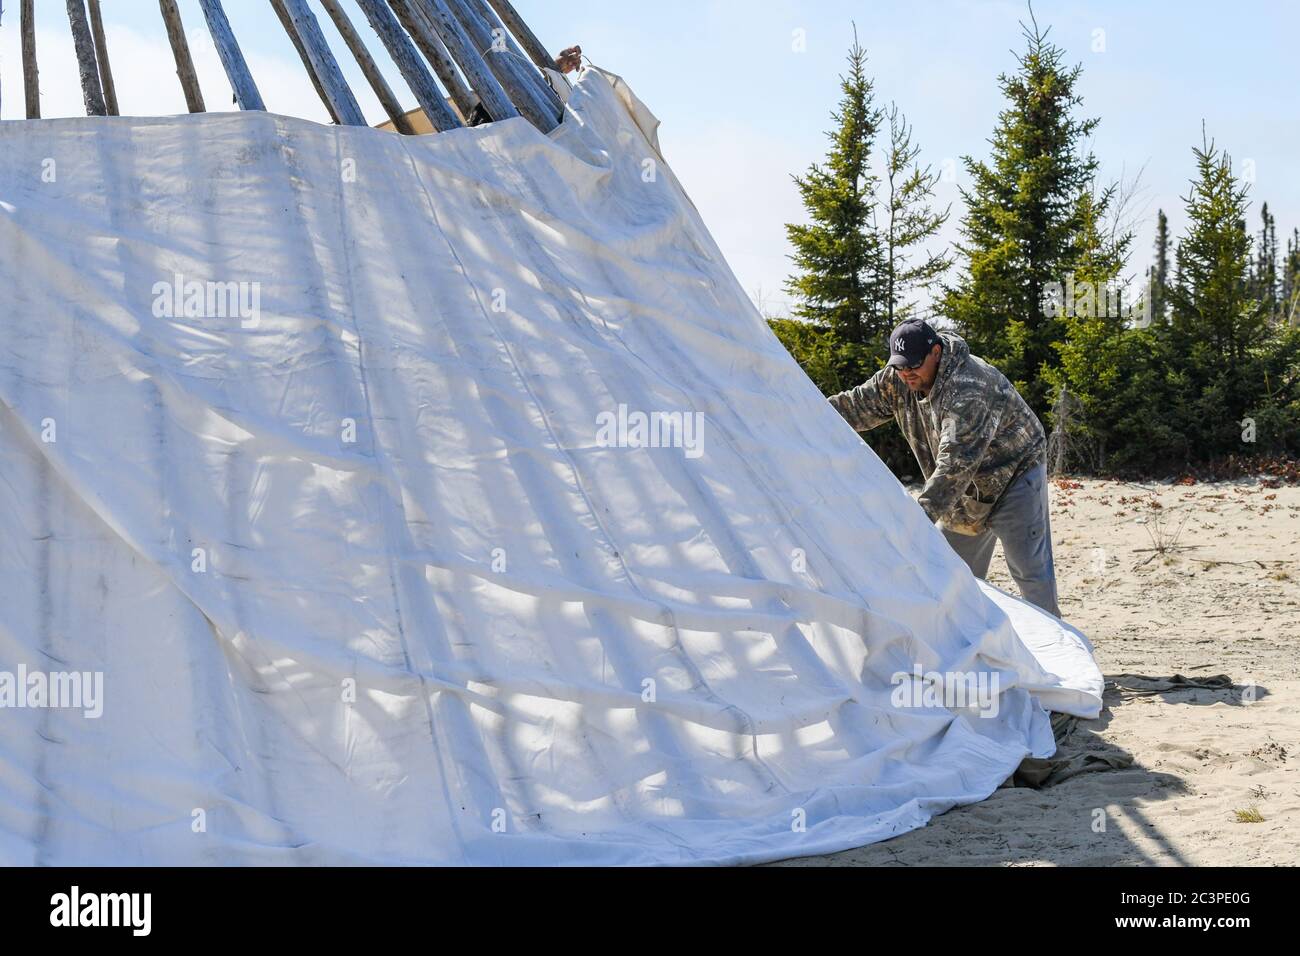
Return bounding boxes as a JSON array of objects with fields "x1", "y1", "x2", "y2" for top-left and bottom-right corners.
[{"x1": 0, "y1": 70, "x2": 1102, "y2": 866}]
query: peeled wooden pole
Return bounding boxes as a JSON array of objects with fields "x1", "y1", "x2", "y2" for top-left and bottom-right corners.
[
  {"x1": 86, "y1": 0, "x2": 119, "y2": 115},
  {"x1": 447, "y1": 0, "x2": 559, "y2": 131},
  {"x1": 483, "y1": 0, "x2": 553, "y2": 76},
  {"x1": 389, "y1": 0, "x2": 478, "y2": 124},
  {"x1": 319, "y1": 0, "x2": 414, "y2": 134},
  {"x1": 65, "y1": 0, "x2": 107, "y2": 116},
  {"x1": 271, "y1": 0, "x2": 341, "y2": 124},
  {"x1": 410, "y1": 0, "x2": 516, "y2": 123},
  {"x1": 463, "y1": 0, "x2": 527, "y2": 62},
  {"x1": 158, "y1": 0, "x2": 205, "y2": 112},
  {"x1": 485, "y1": 0, "x2": 556, "y2": 73},
  {"x1": 354, "y1": 0, "x2": 460, "y2": 132},
  {"x1": 21, "y1": 0, "x2": 40, "y2": 118},
  {"x1": 196, "y1": 0, "x2": 265, "y2": 111},
  {"x1": 463, "y1": 0, "x2": 564, "y2": 116},
  {"x1": 280, "y1": 0, "x2": 367, "y2": 126},
  {"x1": 273, "y1": 0, "x2": 375, "y2": 126}
]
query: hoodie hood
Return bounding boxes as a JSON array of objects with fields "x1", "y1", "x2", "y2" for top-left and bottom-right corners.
[{"x1": 927, "y1": 331, "x2": 970, "y2": 400}]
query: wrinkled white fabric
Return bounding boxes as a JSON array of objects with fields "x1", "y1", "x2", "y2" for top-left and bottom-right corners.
[{"x1": 0, "y1": 71, "x2": 1101, "y2": 866}]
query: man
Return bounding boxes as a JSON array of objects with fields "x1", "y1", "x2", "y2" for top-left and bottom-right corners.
[{"x1": 828, "y1": 319, "x2": 1060, "y2": 616}]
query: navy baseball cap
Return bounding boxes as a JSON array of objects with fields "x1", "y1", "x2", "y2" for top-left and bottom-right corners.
[{"x1": 887, "y1": 319, "x2": 940, "y2": 369}]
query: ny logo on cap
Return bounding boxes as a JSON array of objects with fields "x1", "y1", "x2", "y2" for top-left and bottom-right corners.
[{"x1": 893, "y1": 339, "x2": 907, "y2": 353}]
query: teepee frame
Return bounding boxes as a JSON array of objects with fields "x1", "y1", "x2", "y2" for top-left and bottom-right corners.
[{"x1": 9, "y1": 0, "x2": 564, "y2": 133}]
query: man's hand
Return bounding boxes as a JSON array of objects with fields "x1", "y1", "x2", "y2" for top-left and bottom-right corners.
[{"x1": 556, "y1": 45, "x2": 583, "y2": 73}]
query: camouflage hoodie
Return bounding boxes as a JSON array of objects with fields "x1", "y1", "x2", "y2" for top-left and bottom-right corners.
[{"x1": 828, "y1": 332, "x2": 1045, "y2": 535}]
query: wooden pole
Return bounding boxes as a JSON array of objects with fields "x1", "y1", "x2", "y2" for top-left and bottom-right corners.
[
  {"x1": 196, "y1": 0, "x2": 265, "y2": 111},
  {"x1": 388, "y1": 0, "x2": 478, "y2": 125},
  {"x1": 464, "y1": 0, "x2": 563, "y2": 114},
  {"x1": 409, "y1": 0, "x2": 517, "y2": 124},
  {"x1": 270, "y1": 0, "x2": 341, "y2": 124},
  {"x1": 158, "y1": 0, "x2": 205, "y2": 113},
  {"x1": 273, "y1": 0, "x2": 369, "y2": 127},
  {"x1": 485, "y1": 0, "x2": 556, "y2": 73},
  {"x1": 65, "y1": 0, "x2": 107, "y2": 116},
  {"x1": 447, "y1": 0, "x2": 559, "y2": 131},
  {"x1": 86, "y1": 0, "x2": 119, "y2": 115},
  {"x1": 353, "y1": 0, "x2": 460, "y2": 132},
  {"x1": 463, "y1": 0, "x2": 526, "y2": 61},
  {"x1": 277, "y1": 0, "x2": 368, "y2": 126},
  {"x1": 319, "y1": 0, "x2": 414, "y2": 134},
  {"x1": 21, "y1": 0, "x2": 39, "y2": 119}
]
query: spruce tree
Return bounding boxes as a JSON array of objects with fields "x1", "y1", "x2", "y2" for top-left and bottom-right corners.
[
  {"x1": 882, "y1": 103, "x2": 952, "y2": 324},
  {"x1": 1251, "y1": 202, "x2": 1279, "y2": 320},
  {"x1": 940, "y1": 9, "x2": 1112, "y2": 415},
  {"x1": 784, "y1": 35, "x2": 886, "y2": 377},
  {"x1": 778, "y1": 32, "x2": 949, "y2": 479},
  {"x1": 1043, "y1": 187, "x2": 1149, "y2": 470},
  {"x1": 1283, "y1": 229, "x2": 1300, "y2": 325},
  {"x1": 1149, "y1": 209, "x2": 1171, "y2": 323},
  {"x1": 1167, "y1": 134, "x2": 1265, "y2": 368},
  {"x1": 1163, "y1": 131, "x2": 1285, "y2": 456}
]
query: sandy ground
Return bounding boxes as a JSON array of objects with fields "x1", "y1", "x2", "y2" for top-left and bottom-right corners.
[{"x1": 775, "y1": 477, "x2": 1299, "y2": 866}]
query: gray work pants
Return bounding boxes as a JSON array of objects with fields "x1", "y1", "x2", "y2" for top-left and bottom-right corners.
[{"x1": 942, "y1": 462, "x2": 1061, "y2": 617}]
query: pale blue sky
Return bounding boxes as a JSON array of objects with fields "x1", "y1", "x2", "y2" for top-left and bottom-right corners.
[{"x1": 4, "y1": 1, "x2": 1295, "y2": 315}]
